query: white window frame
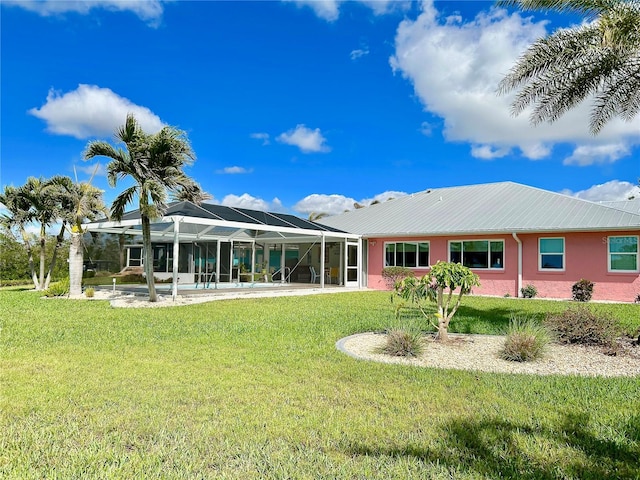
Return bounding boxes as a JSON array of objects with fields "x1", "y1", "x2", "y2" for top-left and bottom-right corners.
[
  {"x1": 607, "y1": 235, "x2": 639, "y2": 273},
  {"x1": 384, "y1": 241, "x2": 430, "y2": 268},
  {"x1": 447, "y1": 239, "x2": 505, "y2": 270},
  {"x1": 539, "y1": 237, "x2": 565, "y2": 271}
]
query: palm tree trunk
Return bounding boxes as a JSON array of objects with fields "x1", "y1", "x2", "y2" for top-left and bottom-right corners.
[
  {"x1": 44, "y1": 224, "x2": 66, "y2": 290},
  {"x1": 19, "y1": 228, "x2": 39, "y2": 289},
  {"x1": 142, "y1": 215, "x2": 158, "y2": 302},
  {"x1": 118, "y1": 234, "x2": 126, "y2": 271},
  {"x1": 69, "y1": 231, "x2": 84, "y2": 296},
  {"x1": 38, "y1": 226, "x2": 46, "y2": 290}
]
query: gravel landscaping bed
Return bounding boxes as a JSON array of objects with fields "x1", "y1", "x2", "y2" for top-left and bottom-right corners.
[{"x1": 337, "y1": 332, "x2": 640, "y2": 377}]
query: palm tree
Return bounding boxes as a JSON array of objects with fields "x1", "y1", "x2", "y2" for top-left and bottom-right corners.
[
  {"x1": 0, "y1": 185, "x2": 39, "y2": 288},
  {"x1": 84, "y1": 114, "x2": 201, "y2": 302},
  {"x1": 497, "y1": 0, "x2": 640, "y2": 134},
  {"x1": 18, "y1": 177, "x2": 66, "y2": 290},
  {"x1": 51, "y1": 174, "x2": 108, "y2": 296}
]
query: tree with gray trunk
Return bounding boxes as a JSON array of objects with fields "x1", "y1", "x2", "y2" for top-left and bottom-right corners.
[{"x1": 84, "y1": 114, "x2": 202, "y2": 302}]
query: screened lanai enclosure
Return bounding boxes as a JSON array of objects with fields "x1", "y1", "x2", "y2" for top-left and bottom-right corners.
[{"x1": 85, "y1": 201, "x2": 363, "y2": 299}]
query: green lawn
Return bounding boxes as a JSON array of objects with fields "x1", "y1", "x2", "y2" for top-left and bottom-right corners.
[{"x1": 1, "y1": 289, "x2": 639, "y2": 479}]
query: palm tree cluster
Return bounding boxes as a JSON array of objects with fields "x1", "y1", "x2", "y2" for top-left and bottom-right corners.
[
  {"x1": 0, "y1": 174, "x2": 107, "y2": 293},
  {"x1": 84, "y1": 114, "x2": 206, "y2": 301},
  {"x1": 498, "y1": 0, "x2": 640, "y2": 134}
]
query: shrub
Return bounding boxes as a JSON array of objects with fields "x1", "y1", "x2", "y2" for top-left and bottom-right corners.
[
  {"x1": 572, "y1": 278, "x2": 594, "y2": 302},
  {"x1": 500, "y1": 316, "x2": 550, "y2": 362},
  {"x1": 381, "y1": 266, "x2": 414, "y2": 289},
  {"x1": 521, "y1": 284, "x2": 538, "y2": 298},
  {"x1": 119, "y1": 273, "x2": 145, "y2": 283},
  {"x1": 44, "y1": 278, "x2": 70, "y2": 297},
  {"x1": 83, "y1": 270, "x2": 96, "y2": 279},
  {"x1": 544, "y1": 305, "x2": 619, "y2": 347},
  {"x1": 378, "y1": 329, "x2": 424, "y2": 357},
  {"x1": 85, "y1": 287, "x2": 95, "y2": 298}
]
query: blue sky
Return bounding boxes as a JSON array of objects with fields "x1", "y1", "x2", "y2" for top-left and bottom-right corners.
[{"x1": 2, "y1": 0, "x2": 639, "y2": 220}]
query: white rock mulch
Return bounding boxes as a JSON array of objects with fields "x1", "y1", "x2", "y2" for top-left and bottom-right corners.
[{"x1": 337, "y1": 332, "x2": 640, "y2": 378}]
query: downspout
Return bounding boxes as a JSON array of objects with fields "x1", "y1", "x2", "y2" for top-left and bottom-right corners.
[
  {"x1": 512, "y1": 232, "x2": 522, "y2": 297},
  {"x1": 172, "y1": 218, "x2": 180, "y2": 302}
]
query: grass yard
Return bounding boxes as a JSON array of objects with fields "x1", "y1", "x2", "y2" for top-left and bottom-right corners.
[{"x1": 1, "y1": 289, "x2": 639, "y2": 479}]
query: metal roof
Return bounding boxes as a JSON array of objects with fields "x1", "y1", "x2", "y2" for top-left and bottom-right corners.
[
  {"x1": 87, "y1": 201, "x2": 353, "y2": 243},
  {"x1": 600, "y1": 198, "x2": 640, "y2": 215},
  {"x1": 318, "y1": 182, "x2": 640, "y2": 237}
]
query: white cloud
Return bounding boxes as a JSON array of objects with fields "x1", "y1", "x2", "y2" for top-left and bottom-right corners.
[
  {"x1": 471, "y1": 145, "x2": 510, "y2": 160},
  {"x1": 250, "y1": 132, "x2": 270, "y2": 145},
  {"x1": 350, "y1": 48, "x2": 369, "y2": 60},
  {"x1": 215, "y1": 166, "x2": 253, "y2": 174},
  {"x1": 277, "y1": 124, "x2": 330, "y2": 153},
  {"x1": 563, "y1": 143, "x2": 630, "y2": 166},
  {"x1": 4, "y1": 0, "x2": 166, "y2": 26},
  {"x1": 419, "y1": 121, "x2": 433, "y2": 137},
  {"x1": 29, "y1": 84, "x2": 164, "y2": 139},
  {"x1": 390, "y1": 2, "x2": 640, "y2": 165},
  {"x1": 286, "y1": 0, "x2": 407, "y2": 21},
  {"x1": 563, "y1": 180, "x2": 640, "y2": 202},
  {"x1": 293, "y1": 190, "x2": 407, "y2": 216},
  {"x1": 287, "y1": 0, "x2": 340, "y2": 21},
  {"x1": 221, "y1": 194, "x2": 284, "y2": 212}
]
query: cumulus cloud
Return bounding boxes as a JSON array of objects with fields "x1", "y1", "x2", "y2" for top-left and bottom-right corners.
[
  {"x1": 293, "y1": 190, "x2": 407, "y2": 216},
  {"x1": 471, "y1": 145, "x2": 510, "y2": 160},
  {"x1": 277, "y1": 124, "x2": 330, "y2": 153},
  {"x1": 29, "y1": 84, "x2": 164, "y2": 139},
  {"x1": 390, "y1": 1, "x2": 640, "y2": 165},
  {"x1": 215, "y1": 166, "x2": 254, "y2": 174},
  {"x1": 250, "y1": 132, "x2": 270, "y2": 145},
  {"x1": 4, "y1": 0, "x2": 166, "y2": 26},
  {"x1": 221, "y1": 194, "x2": 284, "y2": 212},
  {"x1": 562, "y1": 180, "x2": 640, "y2": 202},
  {"x1": 563, "y1": 143, "x2": 631, "y2": 166}
]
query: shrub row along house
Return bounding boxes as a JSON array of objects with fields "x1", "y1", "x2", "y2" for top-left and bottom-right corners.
[
  {"x1": 86, "y1": 181, "x2": 640, "y2": 302},
  {"x1": 318, "y1": 182, "x2": 640, "y2": 303}
]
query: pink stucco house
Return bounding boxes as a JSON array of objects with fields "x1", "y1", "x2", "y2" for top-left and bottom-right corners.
[{"x1": 319, "y1": 182, "x2": 640, "y2": 303}]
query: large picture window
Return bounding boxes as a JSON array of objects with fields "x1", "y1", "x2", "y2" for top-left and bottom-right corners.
[
  {"x1": 385, "y1": 242, "x2": 429, "y2": 268},
  {"x1": 449, "y1": 240, "x2": 504, "y2": 269},
  {"x1": 539, "y1": 238, "x2": 564, "y2": 270},
  {"x1": 608, "y1": 236, "x2": 638, "y2": 272}
]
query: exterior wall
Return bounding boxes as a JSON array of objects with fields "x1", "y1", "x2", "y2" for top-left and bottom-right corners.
[{"x1": 367, "y1": 230, "x2": 640, "y2": 303}]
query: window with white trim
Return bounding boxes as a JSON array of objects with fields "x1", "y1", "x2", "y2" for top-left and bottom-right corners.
[
  {"x1": 608, "y1": 236, "x2": 638, "y2": 272},
  {"x1": 385, "y1": 242, "x2": 429, "y2": 268},
  {"x1": 449, "y1": 240, "x2": 504, "y2": 269},
  {"x1": 539, "y1": 237, "x2": 564, "y2": 270}
]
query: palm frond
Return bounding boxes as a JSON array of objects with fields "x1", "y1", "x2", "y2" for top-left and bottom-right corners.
[{"x1": 111, "y1": 186, "x2": 139, "y2": 221}]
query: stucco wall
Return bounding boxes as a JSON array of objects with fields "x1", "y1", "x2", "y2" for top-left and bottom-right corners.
[{"x1": 367, "y1": 231, "x2": 640, "y2": 302}]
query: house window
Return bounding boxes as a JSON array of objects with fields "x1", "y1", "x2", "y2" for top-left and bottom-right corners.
[
  {"x1": 385, "y1": 242, "x2": 429, "y2": 268},
  {"x1": 153, "y1": 244, "x2": 174, "y2": 272},
  {"x1": 608, "y1": 236, "x2": 638, "y2": 272},
  {"x1": 128, "y1": 246, "x2": 142, "y2": 267},
  {"x1": 449, "y1": 240, "x2": 504, "y2": 269},
  {"x1": 539, "y1": 238, "x2": 564, "y2": 270}
]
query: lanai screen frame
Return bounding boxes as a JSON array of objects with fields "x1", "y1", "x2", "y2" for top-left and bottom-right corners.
[{"x1": 84, "y1": 201, "x2": 363, "y2": 300}]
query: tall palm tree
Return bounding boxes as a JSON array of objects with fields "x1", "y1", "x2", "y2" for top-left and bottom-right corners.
[
  {"x1": 497, "y1": 0, "x2": 640, "y2": 134},
  {"x1": 84, "y1": 114, "x2": 201, "y2": 302},
  {"x1": 51, "y1": 174, "x2": 108, "y2": 296},
  {"x1": 0, "y1": 185, "x2": 39, "y2": 288}
]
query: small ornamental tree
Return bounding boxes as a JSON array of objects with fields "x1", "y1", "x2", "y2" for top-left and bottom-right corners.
[{"x1": 394, "y1": 261, "x2": 480, "y2": 342}]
